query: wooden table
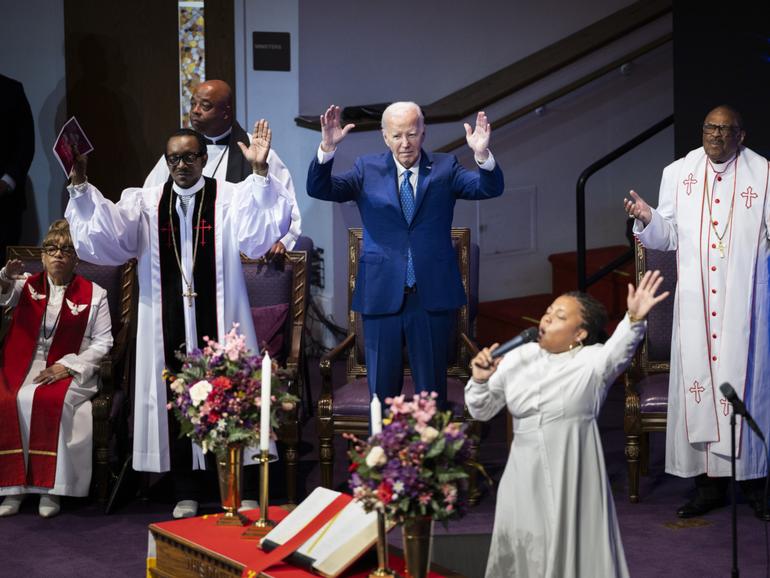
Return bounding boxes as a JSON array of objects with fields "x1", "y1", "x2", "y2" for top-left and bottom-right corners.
[{"x1": 148, "y1": 508, "x2": 464, "y2": 578}]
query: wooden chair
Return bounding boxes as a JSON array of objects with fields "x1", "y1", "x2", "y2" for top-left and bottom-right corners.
[
  {"x1": 623, "y1": 241, "x2": 676, "y2": 502},
  {"x1": 240, "y1": 247, "x2": 308, "y2": 505},
  {"x1": 317, "y1": 228, "x2": 482, "y2": 502},
  {"x1": 2, "y1": 247, "x2": 137, "y2": 508}
]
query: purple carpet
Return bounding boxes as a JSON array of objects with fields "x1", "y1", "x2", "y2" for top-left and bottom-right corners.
[{"x1": 0, "y1": 363, "x2": 768, "y2": 577}]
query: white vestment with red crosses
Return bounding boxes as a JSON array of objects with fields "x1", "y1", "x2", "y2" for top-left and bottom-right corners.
[{"x1": 635, "y1": 145, "x2": 770, "y2": 479}]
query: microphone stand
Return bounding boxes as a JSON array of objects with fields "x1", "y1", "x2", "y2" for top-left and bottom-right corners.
[{"x1": 730, "y1": 411, "x2": 739, "y2": 578}]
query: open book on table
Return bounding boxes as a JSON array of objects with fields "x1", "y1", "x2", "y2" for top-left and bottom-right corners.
[{"x1": 261, "y1": 486, "x2": 393, "y2": 577}]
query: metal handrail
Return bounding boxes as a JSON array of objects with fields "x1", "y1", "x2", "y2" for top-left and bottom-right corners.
[
  {"x1": 576, "y1": 115, "x2": 674, "y2": 291},
  {"x1": 436, "y1": 33, "x2": 671, "y2": 153}
]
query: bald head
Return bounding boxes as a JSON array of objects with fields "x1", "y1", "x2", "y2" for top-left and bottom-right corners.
[
  {"x1": 702, "y1": 105, "x2": 745, "y2": 163},
  {"x1": 190, "y1": 80, "x2": 233, "y2": 136}
]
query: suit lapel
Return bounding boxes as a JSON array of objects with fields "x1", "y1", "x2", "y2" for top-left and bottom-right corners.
[
  {"x1": 384, "y1": 153, "x2": 404, "y2": 217},
  {"x1": 413, "y1": 151, "x2": 433, "y2": 219}
]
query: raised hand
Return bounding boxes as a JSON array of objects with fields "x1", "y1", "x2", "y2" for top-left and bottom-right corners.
[
  {"x1": 464, "y1": 111, "x2": 491, "y2": 162},
  {"x1": 470, "y1": 344, "x2": 503, "y2": 383},
  {"x1": 623, "y1": 190, "x2": 653, "y2": 226},
  {"x1": 69, "y1": 144, "x2": 88, "y2": 186},
  {"x1": 238, "y1": 119, "x2": 271, "y2": 176},
  {"x1": 3, "y1": 259, "x2": 24, "y2": 279},
  {"x1": 627, "y1": 269, "x2": 669, "y2": 321},
  {"x1": 320, "y1": 105, "x2": 355, "y2": 153}
]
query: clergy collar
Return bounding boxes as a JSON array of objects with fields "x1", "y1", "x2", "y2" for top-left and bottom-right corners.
[
  {"x1": 708, "y1": 152, "x2": 737, "y2": 173},
  {"x1": 172, "y1": 176, "x2": 205, "y2": 197},
  {"x1": 47, "y1": 275, "x2": 69, "y2": 290},
  {"x1": 394, "y1": 155, "x2": 421, "y2": 177},
  {"x1": 204, "y1": 127, "x2": 233, "y2": 146}
]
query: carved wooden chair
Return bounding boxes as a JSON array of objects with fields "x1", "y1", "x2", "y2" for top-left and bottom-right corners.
[
  {"x1": 2, "y1": 247, "x2": 137, "y2": 508},
  {"x1": 317, "y1": 228, "x2": 482, "y2": 502},
  {"x1": 240, "y1": 247, "x2": 308, "y2": 505},
  {"x1": 623, "y1": 241, "x2": 676, "y2": 502}
]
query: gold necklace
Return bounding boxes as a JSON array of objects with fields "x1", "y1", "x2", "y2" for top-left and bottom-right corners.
[
  {"x1": 702, "y1": 157, "x2": 737, "y2": 259},
  {"x1": 168, "y1": 185, "x2": 206, "y2": 307}
]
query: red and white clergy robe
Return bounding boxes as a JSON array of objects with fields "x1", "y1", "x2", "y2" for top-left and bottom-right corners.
[
  {"x1": 0, "y1": 275, "x2": 112, "y2": 496},
  {"x1": 635, "y1": 145, "x2": 770, "y2": 479},
  {"x1": 65, "y1": 174, "x2": 290, "y2": 473}
]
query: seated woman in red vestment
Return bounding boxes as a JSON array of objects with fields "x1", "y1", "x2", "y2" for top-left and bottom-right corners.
[{"x1": 0, "y1": 220, "x2": 112, "y2": 518}]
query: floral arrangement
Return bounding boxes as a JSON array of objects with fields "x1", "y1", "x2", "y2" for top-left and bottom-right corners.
[
  {"x1": 166, "y1": 324, "x2": 298, "y2": 456},
  {"x1": 347, "y1": 391, "x2": 472, "y2": 523}
]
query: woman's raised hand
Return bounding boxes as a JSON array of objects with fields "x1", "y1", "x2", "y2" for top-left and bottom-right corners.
[{"x1": 627, "y1": 269, "x2": 670, "y2": 321}]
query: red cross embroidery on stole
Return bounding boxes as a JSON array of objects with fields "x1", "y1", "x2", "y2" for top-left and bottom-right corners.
[
  {"x1": 689, "y1": 381, "x2": 705, "y2": 404},
  {"x1": 720, "y1": 397, "x2": 730, "y2": 416},
  {"x1": 683, "y1": 173, "x2": 697, "y2": 196},
  {"x1": 741, "y1": 186, "x2": 757, "y2": 209},
  {"x1": 194, "y1": 219, "x2": 213, "y2": 246},
  {"x1": 160, "y1": 223, "x2": 175, "y2": 247}
]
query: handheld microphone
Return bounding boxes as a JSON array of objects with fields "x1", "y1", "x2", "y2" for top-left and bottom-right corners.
[
  {"x1": 720, "y1": 382, "x2": 766, "y2": 442},
  {"x1": 490, "y1": 327, "x2": 539, "y2": 359}
]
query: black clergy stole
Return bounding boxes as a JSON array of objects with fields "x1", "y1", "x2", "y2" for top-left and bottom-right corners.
[{"x1": 157, "y1": 178, "x2": 218, "y2": 373}]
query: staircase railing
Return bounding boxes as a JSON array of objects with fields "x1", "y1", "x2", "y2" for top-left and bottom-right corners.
[
  {"x1": 576, "y1": 115, "x2": 674, "y2": 291},
  {"x1": 436, "y1": 34, "x2": 670, "y2": 153},
  {"x1": 295, "y1": 0, "x2": 672, "y2": 132}
]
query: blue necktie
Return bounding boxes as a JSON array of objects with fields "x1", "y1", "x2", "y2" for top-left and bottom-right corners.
[{"x1": 400, "y1": 170, "x2": 416, "y2": 287}]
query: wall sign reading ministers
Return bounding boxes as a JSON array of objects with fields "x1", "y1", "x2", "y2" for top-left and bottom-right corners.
[{"x1": 252, "y1": 32, "x2": 290, "y2": 71}]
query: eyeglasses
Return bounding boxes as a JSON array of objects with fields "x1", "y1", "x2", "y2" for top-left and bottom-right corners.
[
  {"x1": 703, "y1": 124, "x2": 740, "y2": 135},
  {"x1": 165, "y1": 151, "x2": 205, "y2": 166},
  {"x1": 42, "y1": 244, "x2": 76, "y2": 257}
]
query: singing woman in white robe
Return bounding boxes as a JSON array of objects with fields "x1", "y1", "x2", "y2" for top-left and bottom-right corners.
[
  {"x1": 466, "y1": 271, "x2": 669, "y2": 578},
  {"x1": 0, "y1": 220, "x2": 112, "y2": 518}
]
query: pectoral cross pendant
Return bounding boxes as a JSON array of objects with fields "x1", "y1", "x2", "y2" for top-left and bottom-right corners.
[
  {"x1": 183, "y1": 285, "x2": 197, "y2": 307},
  {"x1": 717, "y1": 239, "x2": 726, "y2": 259}
]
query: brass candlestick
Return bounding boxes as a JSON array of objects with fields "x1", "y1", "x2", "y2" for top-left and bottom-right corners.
[
  {"x1": 369, "y1": 511, "x2": 399, "y2": 578},
  {"x1": 242, "y1": 449, "x2": 276, "y2": 539}
]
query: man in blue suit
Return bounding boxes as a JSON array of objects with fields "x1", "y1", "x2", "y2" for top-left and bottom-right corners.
[{"x1": 307, "y1": 102, "x2": 504, "y2": 406}]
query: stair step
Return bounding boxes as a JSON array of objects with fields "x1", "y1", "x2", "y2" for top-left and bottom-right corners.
[
  {"x1": 477, "y1": 293, "x2": 554, "y2": 346},
  {"x1": 549, "y1": 244, "x2": 633, "y2": 319},
  {"x1": 476, "y1": 246, "x2": 634, "y2": 347}
]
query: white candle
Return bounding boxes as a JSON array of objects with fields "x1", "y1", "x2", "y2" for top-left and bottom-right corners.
[
  {"x1": 370, "y1": 394, "x2": 382, "y2": 435},
  {"x1": 260, "y1": 352, "x2": 272, "y2": 451}
]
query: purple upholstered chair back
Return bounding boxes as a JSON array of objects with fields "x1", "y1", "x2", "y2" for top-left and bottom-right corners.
[
  {"x1": 240, "y1": 250, "x2": 308, "y2": 365},
  {"x1": 636, "y1": 243, "x2": 677, "y2": 370}
]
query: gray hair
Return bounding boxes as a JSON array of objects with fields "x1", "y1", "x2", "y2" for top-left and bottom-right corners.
[{"x1": 381, "y1": 101, "x2": 424, "y2": 130}]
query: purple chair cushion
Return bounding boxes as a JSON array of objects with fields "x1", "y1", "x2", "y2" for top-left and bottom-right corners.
[
  {"x1": 251, "y1": 303, "x2": 289, "y2": 360},
  {"x1": 333, "y1": 376, "x2": 466, "y2": 419},
  {"x1": 637, "y1": 372, "x2": 669, "y2": 413}
]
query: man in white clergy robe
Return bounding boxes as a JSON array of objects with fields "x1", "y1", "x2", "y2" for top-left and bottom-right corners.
[
  {"x1": 65, "y1": 122, "x2": 291, "y2": 518},
  {"x1": 144, "y1": 80, "x2": 301, "y2": 260},
  {"x1": 624, "y1": 105, "x2": 770, "y2": 519}
]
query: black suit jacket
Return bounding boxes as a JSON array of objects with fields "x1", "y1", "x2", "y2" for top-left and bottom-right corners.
[
  {"x1": 0, "y1": 74, "x2": 34, "y2": 211},
  {"x1": 225, "y1": 121, "x2": 253, "y2": 183}
]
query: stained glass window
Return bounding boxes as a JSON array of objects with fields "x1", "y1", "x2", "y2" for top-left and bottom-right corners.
[{"x1": 178, "y1": 1, "x2": 205, "y2": 127}]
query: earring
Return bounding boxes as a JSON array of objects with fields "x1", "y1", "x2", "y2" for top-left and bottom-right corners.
[{"x1": 568, "y1": 339, "x2": 583, "y2": 352}]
